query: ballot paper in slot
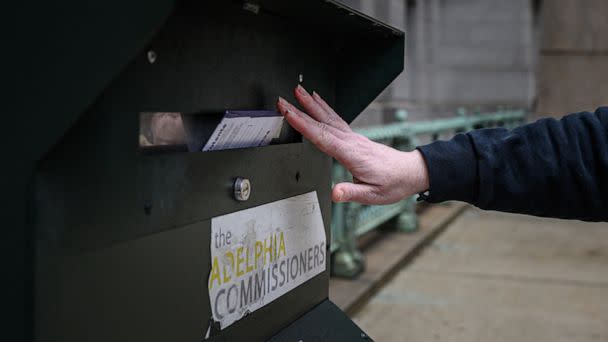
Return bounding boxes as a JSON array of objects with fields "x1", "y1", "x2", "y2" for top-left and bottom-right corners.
[{"x1": 202, "y1": 110, "x2": 284, "y2": 151}]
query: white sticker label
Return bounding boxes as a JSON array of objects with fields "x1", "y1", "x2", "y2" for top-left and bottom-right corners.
[{"x1": 206, "y1": 191, "x2": 326, "y2": 333}]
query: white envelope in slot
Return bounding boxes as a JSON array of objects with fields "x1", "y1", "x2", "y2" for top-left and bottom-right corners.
[{"x1": 202, "y1": 110, "x2": 284, "y2": 151}]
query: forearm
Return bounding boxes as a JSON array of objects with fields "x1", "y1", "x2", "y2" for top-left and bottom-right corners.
[{"x1": 417, "y1": 107, "x2": 608, "y2": 221}]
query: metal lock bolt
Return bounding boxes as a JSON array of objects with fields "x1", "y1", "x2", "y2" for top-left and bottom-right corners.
[
  {"x1": 234, "y1": 177, "x2": 251, "y2": 201},
  {"x1": 147, "y1": 50, "x2": 157, "y2": 64}
]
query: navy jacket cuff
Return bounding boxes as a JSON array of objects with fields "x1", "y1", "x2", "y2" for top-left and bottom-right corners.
[{"x1": 416, "y1": 134, "x2": 479, "y2": 203}]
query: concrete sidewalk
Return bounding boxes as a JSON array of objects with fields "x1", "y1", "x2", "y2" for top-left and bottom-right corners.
[{"x1": 353, "y1": 208, "x2": 608, "y2": 342}]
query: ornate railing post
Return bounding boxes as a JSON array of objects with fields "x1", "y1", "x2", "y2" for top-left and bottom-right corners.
[
  {"x1": 395, "y1": 196, "x2": 418, "y2": 232},
  {"x1": 392, "y1": 110, "x2": 419, "y2": 233},
  {"x1": 331, "y1": 163, "x2": 365, "y2": 277}
]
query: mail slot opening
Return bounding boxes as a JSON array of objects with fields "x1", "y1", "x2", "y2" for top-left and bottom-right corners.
[{"x1": 139, "y1": 111, "x2": 301, "y2": 152}]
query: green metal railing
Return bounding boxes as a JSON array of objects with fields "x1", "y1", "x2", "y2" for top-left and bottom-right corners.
[{"x1": 331, "y1": 108, "x2": 527, "y2": 278}]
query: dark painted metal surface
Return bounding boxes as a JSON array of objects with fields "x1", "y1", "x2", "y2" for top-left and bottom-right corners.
[
  {"x1": 23, "y1": 0, "x2": 404, "y2": 341},
  {"x1": 268, "y1": 299, "x2": 374, "y2": 342},
  {"x1": 5, "y1": 1, "x2": 175, "y2": 339}
]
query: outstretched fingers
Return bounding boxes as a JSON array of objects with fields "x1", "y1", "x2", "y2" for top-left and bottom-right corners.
[
  {"x1": 277, "y1": 97, "x2": 346, "y2": 158},
  {"x1": 311, "y1": 91, "x2": 351, "y2": 131},
  {"x1": 294, "y1": 86, "x2": 351, "y2": 132}
]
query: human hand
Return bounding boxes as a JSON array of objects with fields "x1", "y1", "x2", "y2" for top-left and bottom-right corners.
[{"x1": 277, "y1": 85, "x2": 429, "y2": 205}]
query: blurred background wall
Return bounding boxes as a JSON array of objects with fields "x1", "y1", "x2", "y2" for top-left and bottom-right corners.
[
  {"x1": 536, "y1": 0, "x2": 608, "y2": 118},
  {"x1": 340, "y1": 0, "x2": 608, "y2": 126}
]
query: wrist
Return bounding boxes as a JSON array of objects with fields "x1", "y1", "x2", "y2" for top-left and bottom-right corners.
[{"x1": 405, "y1": 149, "x2": 430, "y2": 195}]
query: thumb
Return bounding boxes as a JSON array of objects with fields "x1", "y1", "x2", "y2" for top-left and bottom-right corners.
[{"x1": 332, "y1": 182, "x2": 378, "y2": 204}]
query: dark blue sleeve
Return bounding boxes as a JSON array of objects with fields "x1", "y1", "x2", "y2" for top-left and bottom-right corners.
[{"x1": 417, "y1": 107, "x2": 608, "y2": 221}]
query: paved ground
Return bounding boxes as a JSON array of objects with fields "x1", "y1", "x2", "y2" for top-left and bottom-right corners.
[
  {"x1": 352, "y1": 207, "x2": 608, "y2": 342},
  {"x1": 330, "y1": 202, "x2": 467, "y2": 314}
]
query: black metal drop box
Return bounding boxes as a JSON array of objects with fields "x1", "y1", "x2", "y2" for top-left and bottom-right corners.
[{"x1": 26, "y1": 1, "x2": 403, "y2": 340}]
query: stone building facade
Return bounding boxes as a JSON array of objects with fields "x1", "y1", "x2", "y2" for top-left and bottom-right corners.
[
  {"x1": 340, "y1": 0, "x2": 539, "y2": 125},
  {"x1": 536, "y1": 0, "x2": 608, "y2": 118}
]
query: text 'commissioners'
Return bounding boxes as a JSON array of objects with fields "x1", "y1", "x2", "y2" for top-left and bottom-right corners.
[{"x1": 207, "y1": 191, "x2": 326, "y2": 332}]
